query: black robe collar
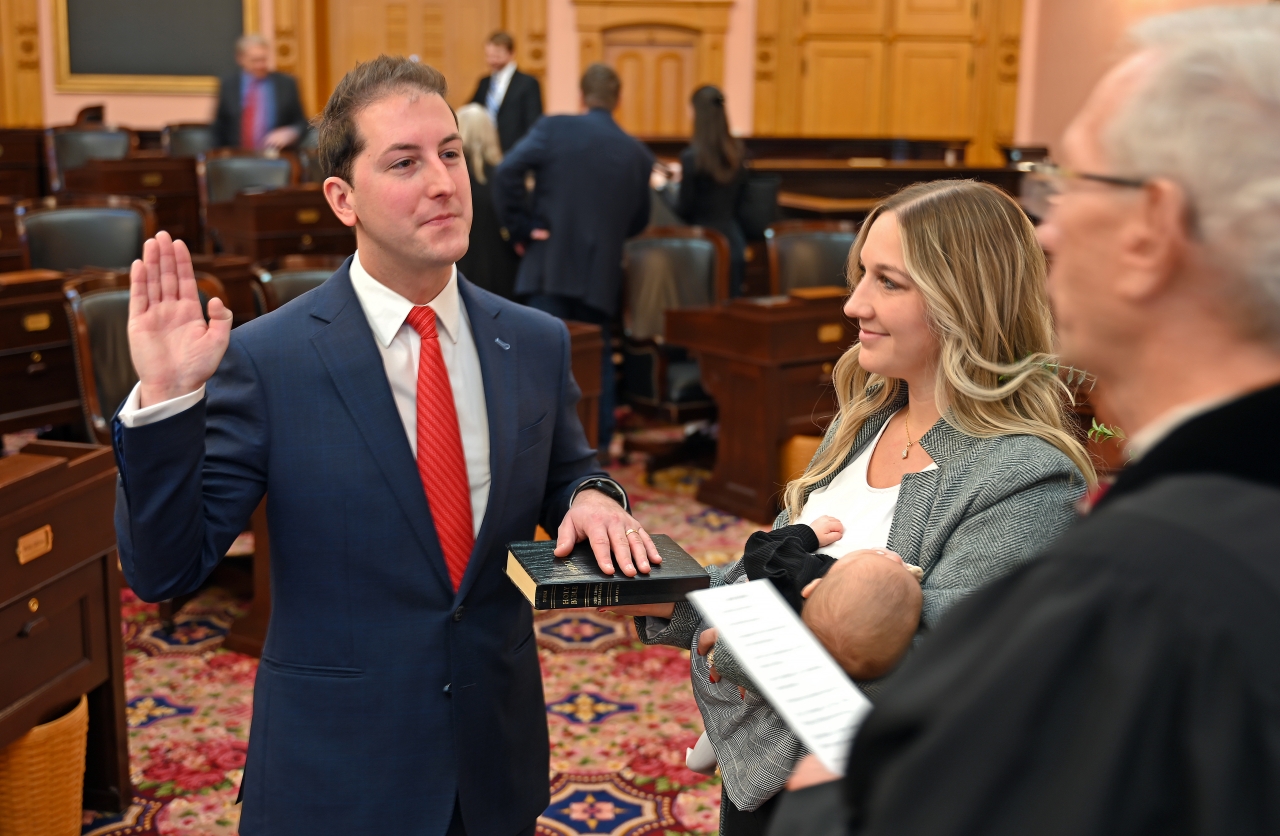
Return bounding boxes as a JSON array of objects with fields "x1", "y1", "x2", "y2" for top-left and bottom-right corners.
[{"x1": 1099, "y1": 381, "x2": 1280, "y2": 508}]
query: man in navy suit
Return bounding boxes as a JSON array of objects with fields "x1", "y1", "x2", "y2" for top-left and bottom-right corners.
[
  {"x1": 469, "y1": 31, "x2": 543, "y2": 153},
  {"x1": 212, "y1": 34, "x2": 308, "y2": 151},
  {"x1": 114, "y1": 56, "x2": 659, "y2": 835},
  {"x1": 493, "y1": 63, "x2": 653, "y2": 453}
]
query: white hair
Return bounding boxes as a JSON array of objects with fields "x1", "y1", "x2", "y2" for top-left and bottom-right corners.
[
  {"x1": 1105, "y1": 7, "x2": 1280, "y2": 338},
  {"x1": 455, "y1": 103, "x2": 503, "y2": 184}
]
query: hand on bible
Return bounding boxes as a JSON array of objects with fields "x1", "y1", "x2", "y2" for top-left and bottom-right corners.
[
  {"x1": 556, "y1": 488, "x2": 661, "y2": 578},
  {"x1": 128, "y1": 232, "x2": 232, "y2": 408}
]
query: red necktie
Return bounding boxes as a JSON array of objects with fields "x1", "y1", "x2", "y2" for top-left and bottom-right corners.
[
  {"x1": 241, "y1": 81, "x2": 258, "y2": 150},
  {"x1": 406, "y1": 306, "x2": 473, "y2": 590}
]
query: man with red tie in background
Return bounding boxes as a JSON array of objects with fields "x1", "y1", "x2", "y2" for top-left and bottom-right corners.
[
  {"x1": 212, "y1": 34, "x2": 308, "y2": 151},
  {"x1": 114, "y1": 56, "x2": 657, "y2": 835}
]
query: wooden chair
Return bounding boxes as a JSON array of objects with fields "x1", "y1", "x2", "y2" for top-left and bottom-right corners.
[
  {"x1": 253, "y1": 254, "x2": 346, "y2": 310},
  {"x1": 16, "y1": 195, "x2": 156, "y2": 272},
  {"x1": 44, "y1": 127, "x2": 138, "y2": 192},
  {"x1": 764, "y1": 219, "x2": 858, "y2": 296},
  {"x1": 163, "y1": 123, "x2": 217, "y2": 158},
  {"x1": 620, "y1": 226, "x2": 729, "y2": 423}
]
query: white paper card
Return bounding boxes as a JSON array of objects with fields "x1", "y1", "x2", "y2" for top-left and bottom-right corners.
[{"x1": 688, "y1": 580, "x2": 873, "y2": 776}]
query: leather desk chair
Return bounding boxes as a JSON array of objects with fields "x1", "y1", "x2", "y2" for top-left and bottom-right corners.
[
  {"x1": 200, "y1": 153, "x2": 295, "y2": 205},
  {"x1": 163, "y1": 123, "x2": 217, "y2": 158},
  {"x1": 45, "y1": 127, "x2": 136, "y2": 192},
  {"x1": 764, "y1": 219, "x2": 858, "y2": 296},
  {"x1": 17, "y1": 196, "x2": 156, "y2": 272},
  {"x1": 254, "y1": 254, "x2": 345, "y2": 310},
  {"x1": 620, "y1": 226, "x2": 729, "y2": 423}
]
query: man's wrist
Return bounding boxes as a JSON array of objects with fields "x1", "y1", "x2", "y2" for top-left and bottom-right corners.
[
  {"x1": 570, "y1": 477, "x2": 629, "y2": 513},
  {"x1": 139, "y1": 382, "x2": 200, "y2": 409}
]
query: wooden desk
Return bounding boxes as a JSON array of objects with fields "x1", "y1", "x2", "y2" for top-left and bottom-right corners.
[
  {"x1": 565, "y1": 321, "x2": 603, "y2": 451},
  {"x1": 666, "y1": 296, "x2": 856, "y2": 523},
  {"x1": 0, "y1": 129, "x2": 45, "y2": 201},
  {"x1": 62, "y1": 156, "x2": 202, "y2": 250},
  {"x1": 0, "y1": 440, "x2": 130, "y2": 811},
  {"x1": 207, "y1": 185, "x2": 355, "y2": 260},
  {"x1": 644, "y1": 137, "x2": 968, "y2": 163},
  {"x1": 748, "y1": 159, "x2": 1023, "y2": 203},
  {"x1": 0, "y1": 270, "x2": 81, "y2": 436}
]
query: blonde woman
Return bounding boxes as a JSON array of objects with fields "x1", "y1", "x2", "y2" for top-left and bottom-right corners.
[
  {"x1": 617, "y1": 180, "x2": 1094, "y2": 836},
  {"x1": 456, "y1": 102, "x2": 519, "y2": 297}
]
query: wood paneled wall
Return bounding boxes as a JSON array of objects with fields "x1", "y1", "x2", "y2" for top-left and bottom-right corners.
[
  {"x1": 755, "y1": 0, "x2": 1023, "y2": 164},
  {"x1": 273, "y1": 0, "x2": 548, "y2": 117},
  {"x1": 0, "y1": 0, "x2": 42, "y2": 126}
]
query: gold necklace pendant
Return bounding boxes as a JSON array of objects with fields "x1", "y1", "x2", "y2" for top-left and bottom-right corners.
[{"x1": 901, "y1": 409, "x2": 912, "y2": 459}]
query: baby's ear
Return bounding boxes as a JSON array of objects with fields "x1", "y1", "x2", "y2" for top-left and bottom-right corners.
[{"x1": 801, "y1": 577, "x2": 824, "y2": 599}]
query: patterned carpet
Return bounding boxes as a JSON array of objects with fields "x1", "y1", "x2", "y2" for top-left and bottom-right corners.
[{"x1": 81, "y1": 462, "x2": 766, "y2": 835}]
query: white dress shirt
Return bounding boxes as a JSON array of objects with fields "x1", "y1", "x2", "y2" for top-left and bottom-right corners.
[
  {"x1": 795, "y1": 412, "x2": 937, "y2": 557},
  {"x1": 486, "y1": 61, "x2": 518, "y2": 115},
  {"x1": 118, "y1": 252, "x2": 492, "y2": 537}
]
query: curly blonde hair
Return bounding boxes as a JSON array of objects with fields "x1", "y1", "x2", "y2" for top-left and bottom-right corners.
[{"x1": 782, "y1": 180, "x2": 1095, "y2": 519}]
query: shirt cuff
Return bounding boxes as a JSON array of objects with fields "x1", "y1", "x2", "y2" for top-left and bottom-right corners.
[{"x1": 116, "y1": 383, "x2": 206, "y2": 428}]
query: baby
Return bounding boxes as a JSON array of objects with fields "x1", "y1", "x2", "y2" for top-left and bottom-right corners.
[
  {"x1": 685, "y1": 518, "x2": 924, "y2": 773},
  {"x1": 800, "y1": 548, "x2": 923, "y2": 680}
]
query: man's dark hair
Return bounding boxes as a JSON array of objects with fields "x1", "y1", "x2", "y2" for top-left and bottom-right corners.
[
  {"x1": 488, "y1": 31, "x2": 515, "y2": 52},
  {"x1": 580, "y1": 63, "x2": 620, "y2": 110},
  {"x1": 316, "y1": 55, "x2": 449, "y2": 185}
]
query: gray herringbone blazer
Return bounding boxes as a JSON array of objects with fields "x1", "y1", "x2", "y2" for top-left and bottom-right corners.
[{"x1": 637, "y1": 389, "x2": 1086, "y2": 811}]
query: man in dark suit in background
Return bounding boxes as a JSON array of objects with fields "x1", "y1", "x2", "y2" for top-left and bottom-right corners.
[
  {"x1": 469, "y1": 31, "x2": 543, "y2": 153},
  {"x1": 493, "y1": 63, "x2": 653, "y2": 456},
  {"x1": 212, "y1": 34, "x2": 308, "y2": 151}
]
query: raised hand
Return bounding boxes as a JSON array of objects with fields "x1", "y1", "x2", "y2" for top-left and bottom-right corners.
[{"x1": 128, "y1": 232, "x2": 233, "y2": 407}]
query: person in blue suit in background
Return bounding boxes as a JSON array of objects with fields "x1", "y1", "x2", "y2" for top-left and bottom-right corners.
[
  {"x1": 113, "y1": 56, "x2": 660, "y2": 836},
  {"x1": 493, "y1": 63, "x2": 654, "y2": 457}
]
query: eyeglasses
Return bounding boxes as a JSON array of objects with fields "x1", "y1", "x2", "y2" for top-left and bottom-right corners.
[{"x1": 1020, "y1": 162, "x2": 1148, "y2": 219}]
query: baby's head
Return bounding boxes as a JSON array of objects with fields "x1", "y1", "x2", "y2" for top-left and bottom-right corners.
[{"x1": 802, "y1": 551, "x2": 923, "y2": 680}]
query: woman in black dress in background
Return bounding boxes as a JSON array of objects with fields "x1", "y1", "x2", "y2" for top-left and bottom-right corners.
[
  {"x1": 677, "y1": 85, "x2": 748, "y2": 296},
  {"x1": 457, "y1": 103, "x2": 520, "y2": 298}
]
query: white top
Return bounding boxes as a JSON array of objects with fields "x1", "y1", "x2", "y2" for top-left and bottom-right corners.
[
  {"x1": 795, "y1": 413, "x2": 937, "y2": 557},
  {"x1": 117, "y1": 252, "x2": 492, "y2": 538},
  {"x1": 487, "y1": 61, "x2": 518, "y2": 114}
]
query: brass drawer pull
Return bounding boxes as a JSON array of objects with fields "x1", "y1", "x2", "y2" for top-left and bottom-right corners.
[
  {"x1": 296, "y1": 208, "x2": 320, "y2": 224},
  {"x1": 22, "y1": 311, "x2": 51, "y2": 332},
  {"x1": 27, "y1": 597, "x2": 38, "y2": 612},
  {"x1": 817, "y1": 323, "x2": 844, "y2": 343},
  {"x1": 141, "y1": 172, "x2": 163, "y2": 187},
  {"x1": 17, "y1": 524, "x2": 53, "y2": 564},
  {"x1": 19, "y1": 616, "x2": 47, "y2": 638}
]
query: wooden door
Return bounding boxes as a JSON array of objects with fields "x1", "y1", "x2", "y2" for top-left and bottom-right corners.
[
  {"x1": 800, "y1": 39, "x2": 884, "y2": 136},
  {"x1": 888, "y1": 40, "x2": 972, "y2": 137},
  {"x1": 602, "y1": 25, "x2": 697, "y2": 137},
  {"x1": 324, "y1": 0, "x2": 501, "y2": 108},
  {"x1": 0, "y1": 0, "x2": 40, "y2": 126},
  {"x1": 893, "y1": 0, "x2": 975, "y2": 37},
  {"x1": 802, "y1": 0, "x2": 887, "y2": 35}
]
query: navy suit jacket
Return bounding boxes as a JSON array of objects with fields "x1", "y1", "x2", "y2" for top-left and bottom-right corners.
[
  {"x1": 469, "y1": 70, "x2": 544, "y2": 152},
  {"x1": 112, "y1": 260, "x2": 607, "y2": 835},
  {"x1": 493, "y1": 108, "x2": 653, "y2": 317},
  {"x1": 212, "y1": 71, "x2": 308, "y2": 149}
]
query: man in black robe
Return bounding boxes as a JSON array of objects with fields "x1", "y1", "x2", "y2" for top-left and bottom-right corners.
[{"x1": 768, "y1": 7, "x2": 1280, "y2": 834}]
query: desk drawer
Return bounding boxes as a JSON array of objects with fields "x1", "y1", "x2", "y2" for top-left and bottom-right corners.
[
  {"x1": 0, "y1": 344, "x2": 79, "y2": 415},
  {"x1": 226, "y1": 231, "x2": 355, "y2": 260},
  {"x1": 0, "y1": 560, "x2": 109, "y2": 729},
  {"x1": 0, "y1": 296, "x2": 70, "y2": 352}
]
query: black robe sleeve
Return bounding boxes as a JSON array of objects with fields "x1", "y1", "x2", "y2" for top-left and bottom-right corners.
[{"x1": 842, "y1": 491, "x2": 1280, "y2": 836}]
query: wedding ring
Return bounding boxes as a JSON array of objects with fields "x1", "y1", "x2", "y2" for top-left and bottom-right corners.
[{"x1": 625, "y1": 528, "x2": 640, "y2": 537}]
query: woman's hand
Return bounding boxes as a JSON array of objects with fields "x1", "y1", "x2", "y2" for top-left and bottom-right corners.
[
  {"x1": 786, "y1": 753, "x2": 840, "y2": 790},
  {"x1": 598, "y1": 602, "x2": 675, "y2": 619},
  {"x1": 697, "y1": 627, "x2": 722, "y2": 683}
]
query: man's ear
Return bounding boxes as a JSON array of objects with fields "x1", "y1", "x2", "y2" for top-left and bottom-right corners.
[
  {"x1": 1116, "y1": 178, "x2": 1192, "y2": 302},
  {"x1": 323, "y1": 175, "x2": 357, "y2": 229}
]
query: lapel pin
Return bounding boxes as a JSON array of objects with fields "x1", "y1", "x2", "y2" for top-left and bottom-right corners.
[{"x1": 494, "y1": 337, "x2": 510, "y2": 350}]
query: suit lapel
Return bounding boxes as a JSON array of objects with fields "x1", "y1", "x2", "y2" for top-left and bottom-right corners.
[
  {"x1": 455, "y1": 277, "x2": 517, "y2": 603},
  {"x1": 309, "y1": 266, "x2": 454, "y2": 593}
]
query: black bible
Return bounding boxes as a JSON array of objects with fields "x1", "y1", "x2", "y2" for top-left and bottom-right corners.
[{"x1": 506, "y1": 534, "x2": 710, "y2": 609}]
